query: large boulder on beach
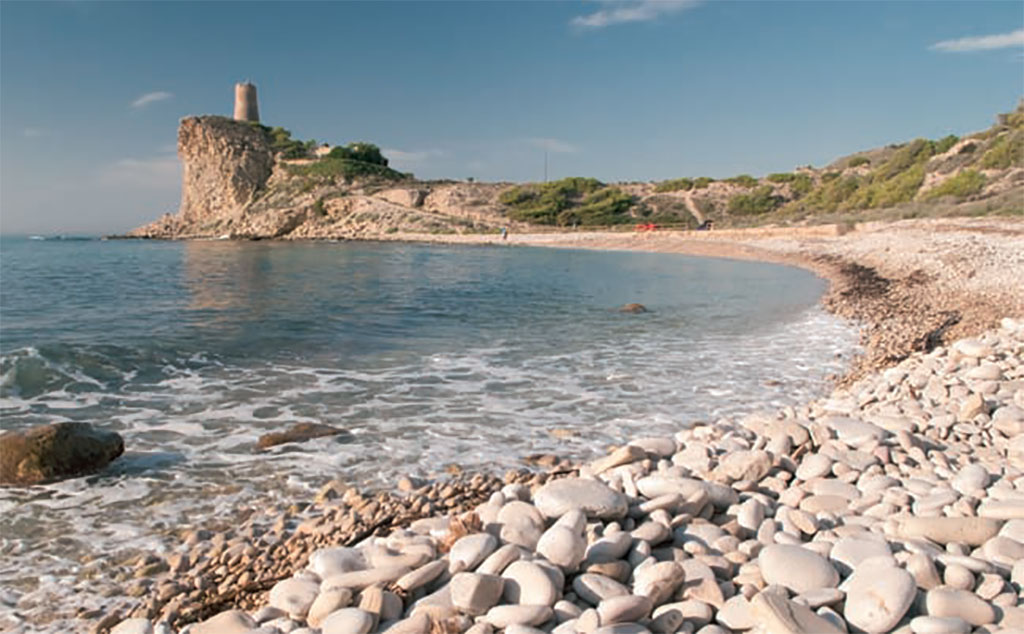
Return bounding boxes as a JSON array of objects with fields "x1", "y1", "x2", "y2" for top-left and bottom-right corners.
[
  {"x1": 257, "y1": 422, "x2": 347, "y2": 450},
  {"x1": 0, "y1": 422, "x2": 124, "y2": 486}
]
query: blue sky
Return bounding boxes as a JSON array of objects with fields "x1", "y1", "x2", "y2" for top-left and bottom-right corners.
[{"x1": 1, "y1": 1, "x2": 1021, "y2": 234}]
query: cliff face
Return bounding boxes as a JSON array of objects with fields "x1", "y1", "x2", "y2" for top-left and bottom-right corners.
[{"x1": 177, "y1": 116, "x2": 274, "y2": 225}]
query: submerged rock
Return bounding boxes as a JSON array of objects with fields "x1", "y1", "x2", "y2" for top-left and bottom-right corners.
[
  {"x1": 257, "y1": 422, "x2": 347, "y2": 450},
  {"x1": 0, "y1": 422, "x2": 124, "y2": 486},
  {"x1": 618, "y1": 303, "x2": 649, "y2": 314}
]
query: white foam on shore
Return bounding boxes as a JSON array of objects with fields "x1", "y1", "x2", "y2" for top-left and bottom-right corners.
[{"x1": 0, "y1": 306, "x2": 858, "y2": 627}]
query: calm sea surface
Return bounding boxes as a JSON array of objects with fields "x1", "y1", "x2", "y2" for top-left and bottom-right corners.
[{"x1": 0, "y1": 237, "x2": 858, "y2": 625}]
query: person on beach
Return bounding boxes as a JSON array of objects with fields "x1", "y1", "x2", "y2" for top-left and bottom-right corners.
[{"x1": 501, "y1": 227, "x2": 508, "y2": 240}]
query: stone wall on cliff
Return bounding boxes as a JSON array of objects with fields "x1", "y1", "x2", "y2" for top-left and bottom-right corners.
[{"x1": 177, "y1": 116, "x2": 273, "y2": 225}]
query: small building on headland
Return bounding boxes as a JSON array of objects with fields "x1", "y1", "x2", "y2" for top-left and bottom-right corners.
[{"x1": 312, "y1": 143, "x2": 333, "y2": 158}]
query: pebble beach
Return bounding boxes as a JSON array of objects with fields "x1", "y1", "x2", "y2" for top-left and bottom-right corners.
[{"x1": 20, "y1": 219, "x2": 1024, "y2": 634}]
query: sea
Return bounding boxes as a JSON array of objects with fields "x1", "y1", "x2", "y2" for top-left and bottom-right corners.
[{"x1": 0, "y1": 236, "x2": 859, "y2": 628}]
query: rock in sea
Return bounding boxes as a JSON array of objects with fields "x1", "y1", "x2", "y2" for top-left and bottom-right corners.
[{"x1": 0, "y1": 422, "x2": 124, "y2": 485}]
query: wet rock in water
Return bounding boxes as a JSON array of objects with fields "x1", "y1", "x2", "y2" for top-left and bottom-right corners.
[
  {"x1": 0, "y1": 422, "x2": 124, "y2": 485},
  {"x1": 256, "y1": 422, "x2": 347, "y2": 450},
  {"x1": 618, "y1": 303, "x2": 649, "y2": 314}
]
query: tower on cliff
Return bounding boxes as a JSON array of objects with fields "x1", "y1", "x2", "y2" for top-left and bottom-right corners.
[{"x1": 233, "y1": 82, "x2": 260, "y2": 123}]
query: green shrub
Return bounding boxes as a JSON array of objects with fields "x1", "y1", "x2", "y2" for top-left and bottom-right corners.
[
  {"x1": 933, "y1": 134, "x2": 959, "y2": 154},
  {"x1": 980, "y1": 131, "x2": 1024, "y2": 169},
  {"x1": 821, "y1": 171, "x2": 841, "y2": 182},
  {"x1": 848, "y1": 156, "x2": 870, "y2": 167},
  {"x1": 312, "y1": 198, "x2": 326, "y2": 217},
  {"x1": 728, "y1": 185, "x2": 783, "y2": 215},
  {"x1": 264, "y1": 126, "x2": 316, "y2": 159},
  {"x1": 558, "y1": 188, "x2": 635, "y2": 226},
  {"x1": 790, "y1": 173, "x2": 813, "y2": 198},
  {"x1": 654, "y1": 178, "x2": 694, "y2": 192},
  {"x1": 843, "y1": 163, "x2": 926, "y2": 209},
  {"x1": 693, "y1": 177, "x2": 715, "y2": 189},
  {"x1": 766, "y1": 172, "x2": 796, "y2": 183},
  {"x1": 725, "y1": 174, "x2": 758, "y2": 188},
  {"x1": 285, "y1": 158, "x2": 408, "y2": 181},
  {"x1": 923, "y1": 170, "x2": 986, "y2": 200},
  {"x1": 875, "y1": 139, "x2": 934, "y2": 180},
  {"x1": 327, "y1": 142, "x2": 389, "y2": 166},
  {"x1": 500, "y1": 177, "x2": 606, "y2": 224}
]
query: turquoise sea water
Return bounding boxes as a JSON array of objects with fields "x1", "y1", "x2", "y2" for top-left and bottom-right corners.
[{"x1": 0, "y1": 237, "x2": 858, "y2": 624}]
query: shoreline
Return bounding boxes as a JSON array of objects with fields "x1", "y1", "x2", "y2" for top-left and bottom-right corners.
[
  {"x1": 382, "y1": 217, "x2": 1024, "y2": 384},
  {"x1": 15, "y1": 217, "x2": 1023, "y2": 632}
]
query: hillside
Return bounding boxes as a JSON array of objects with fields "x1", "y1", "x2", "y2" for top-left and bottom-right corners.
[{"x1": 130, "y1": 104, "x2": 1023, "y2": 240}]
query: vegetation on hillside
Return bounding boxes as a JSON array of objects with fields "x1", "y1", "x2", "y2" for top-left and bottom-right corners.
[
  {"x1": 284, "y1": 158, "x2": 409, "y2": 181},
  {"x1": 498, "y1": 177, "x2": 635, "y2": 226},
  {"x1": 923, "y1": 170, "x2": 986, "y2": 201},
  {"x1": 327, "y1": 142, "x2": 389, "y2": 166}
]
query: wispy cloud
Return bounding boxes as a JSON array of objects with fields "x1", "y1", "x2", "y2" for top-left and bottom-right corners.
[
  {"x1": 383, "y1": 148, "x2": 448, "y2": 164},
  {"x1": 130, "y1": 91, "x2": 173, "y2": 109},
  {"x1": 571, "y1": 0, "x2": 700, "y2": 30},
  {"x1": 525, "y1": 137, "x2": 578, "y2": 154},
  {"x1": 23, "y1": 127, "x2": 52, "y2": 138},
  {"x1": 98, "y1": 156, "x2": 180, "y2": 189},
  {"x1": 931, "y1": 28, "x2": 1024, "y2": 52}
]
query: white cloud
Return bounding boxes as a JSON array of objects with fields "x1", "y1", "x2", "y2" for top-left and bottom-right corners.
[
  {"x1": 130, "y1": 91, "x2": 173, "y2": 109},
  {"x1": 98, "y1": 156, "x2": 180, "y2": 189},
  {"x1": 382, "y1": 148, "x2": 448, "y2": 163},
  {"x1": 571, "y1": 0, "x2": 700, "y2": 30},
  {"x1": 931, "y1": 28, "x2": 1024, "y2": 52},
  {"x1": 22, "y1": 127, "x2": 51, "y2": 138},
  {"x1": 525, "y1": 137, "x2": 578, "y2": 154}
]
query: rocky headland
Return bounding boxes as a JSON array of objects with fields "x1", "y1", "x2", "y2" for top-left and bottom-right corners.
[{"x1": 128, "y1": 103, "x2": 1022, "y2": 242}]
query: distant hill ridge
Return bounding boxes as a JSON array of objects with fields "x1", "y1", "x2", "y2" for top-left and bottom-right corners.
[{"x1": 130, "y1": 103, "x2": 1022, "y2": 239}]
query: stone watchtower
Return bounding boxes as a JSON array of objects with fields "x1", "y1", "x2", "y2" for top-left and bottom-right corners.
[{"x1": 233, "y1": 82, "x2": 260, "y2": 123}]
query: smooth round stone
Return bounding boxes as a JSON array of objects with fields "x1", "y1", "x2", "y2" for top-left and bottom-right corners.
[
  {"x1": 476, "y1": 543, "x2": 522, "y2": 576},
  {"x1": 572, "y1": 573, "x2": 631, "y2": 605},
  {"x1": 653, "y1": 601, "x2": 713, "y2": 627},
  {"x1": 910, "y1": 616, "x2": 971, "y2": 634},
  {"x1": 593, "y1": 625, "x2": 652, "y2": 634},
  {"x1": 889, "y1": 517, "x2": 1002, "y2": 546},
  {"x1": 449, "y1": 533, "x2": 498, "y2": 572},
  {"x1": 534, "y1": 478, "x2": 628, "y2": 519},
  {"x1": 396, "y1": 559, "x2": 447, "y2": 591},
  {"x1": 845, "y1": 565, "x2": 916, "y2": 632},
  {"x1": 811, "y1": 479, "x2": 861, "y2": 500},
  {"x1": 737, "y1": 499, "x2": 765, "y2": 532},
  {"x1": 450, "y1": 572, "x2": 505, "y2": 616},
  {"x1": 554, "y1": 600, "x2": 583, "y2": 622},
  {"x1": 796, "y1": 454, "x2": 834, "y2": 481},
  {"x1": 951, "y1": 464, "x2": 990, "y2": 496},
  {"x1": 191, "y1": 611, "x2": 256, "y2": 634},
  {"x1": 925, "y1": 588, "x2": 996, "y2": 626},
  {"x1": 977, "y1": 499, "x2": 1024, "y2": 520},
  {"x1": 268, "y1": 577, "x2": 320, "y2": 618},
  {"x1": 585, "y1": 532, "x2": 633, "y2": 564},
  {"x1": 630, "y1": 437, "x2": 677, "y2": 457},
  {"x1": 795, "y1": 588, "x2": 845, "y2": 609},
  {"x1": 716, "y1": 595, "x2": 755, "y2": 630},
  {"x1": 715, "y1": 450, "x2": 772, "y2": 483},
  {"x1": 830, "y1": 536, "x2": 893, "y2": 574},
  {"x1": 536, "y1": 525, "x2": 585, "y2": 572},
  {"x1": 759, "y1": 544, "x2": 839, "y2": 593},
  {"x1": 321, "y1": 608, "x2": 375, "y2": 634},
  {"x1": 953, "y1": 339, "x2": 993, "y2": 358},
  {"x1": 799, "y1": 495, "x2": 850, "y2": 514},
  {"x1": 483, "y1": 605, "x2": 554, "y2": 628},
  {"x1": 307, "y1": 588, "x2": 353, "y2": 627},
  {"x1": 633, "y1": 561, "x2": 684, "y2": 605},
  {"x1": 981, "y1": 535, "x2": 1024, "y2": 563},
  {"x1": 110, "y1": 619, "x2": 153, "y2": 634},
  {"x1": 597, "y1": 595, "x2": 653, "y2": 624},
  {"x1": 966, "y1": 363, "x2": 1002, "y2": 380},
  {"x1": 943, "y1": 564, "x2": 974, "y2": 591},
  {"x1": 502, "y1": 561, "x2": 558, "y2": 606},
  {"x1": 308, "y1": 547, "x2": 365, "y2": 578}
]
